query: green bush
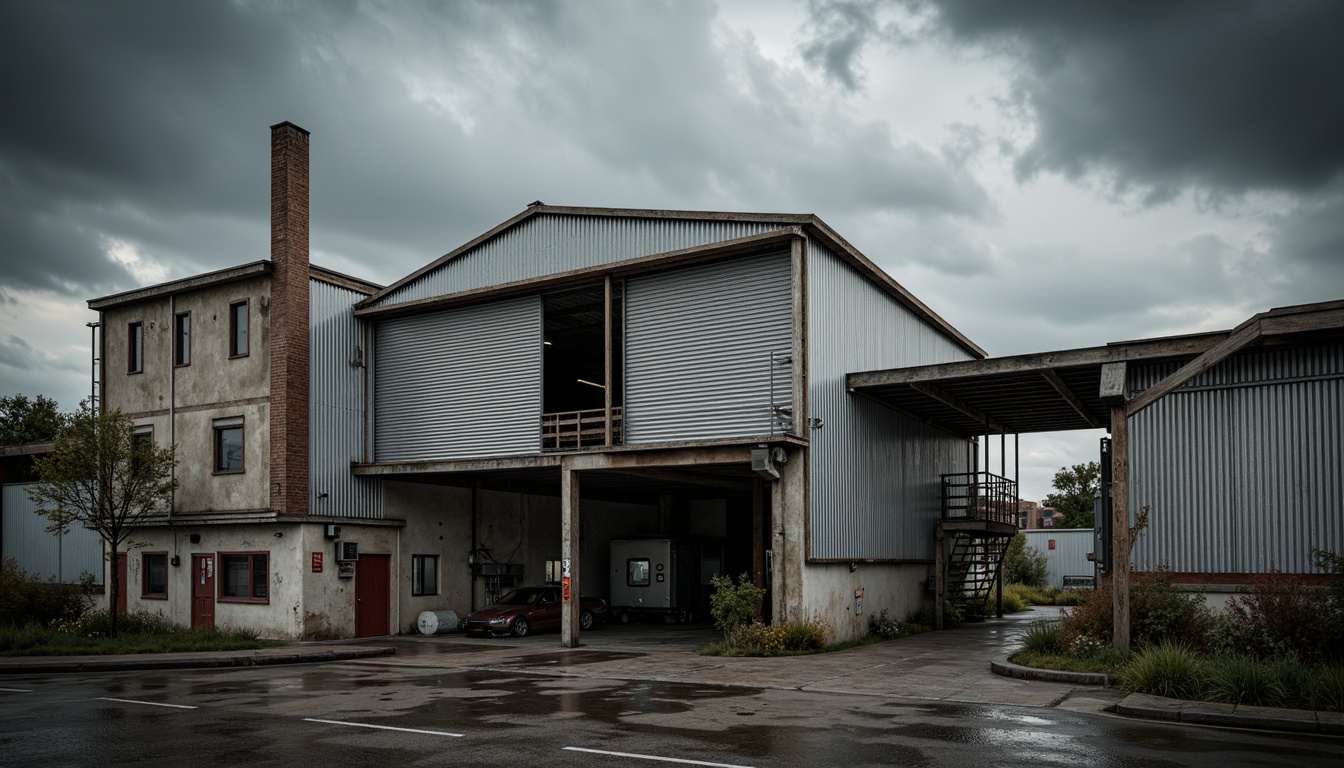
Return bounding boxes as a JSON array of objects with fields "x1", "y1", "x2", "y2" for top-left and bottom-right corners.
[
  {"x1": 0, "y1": 558, "x2": 93, "y2": 627},
  {"x1": 867, "y1": 609, "x2": 902, "y2": 639},
  {"x1": 708, "y1": 573, "x2": 766, "y2": 643},
  {"x1": 1003, "y1": 533, "x2": 1048, "y2": 588},
  {"x1": 1021, "y1": 620, "x2": 1062, "y2": 655},
  {"x1": 1205, "y1": 656, "x2": 1288, "y2": 707},
  {"x1": 722, "y1": 616, "x2": 834, "y2": 655},
  {"x1": 1120, "y1": 642, "x2": 1208, "y2": 700},
  {"x1": 1061, "y1": 569, "x2": 1209, "y2": 651}
]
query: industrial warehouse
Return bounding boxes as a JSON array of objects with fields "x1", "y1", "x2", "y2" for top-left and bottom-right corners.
[{"x1": 3, "y1": 123, "x2": 1341, "y2": 643}]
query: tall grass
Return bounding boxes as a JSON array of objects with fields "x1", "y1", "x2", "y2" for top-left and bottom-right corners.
[
  {"x1": 1119, "y1": 642, "x2": 1207, "y2": 700},
  {"x1": 1021, "y1": 621, "x2": 1062, "y2": 655}
]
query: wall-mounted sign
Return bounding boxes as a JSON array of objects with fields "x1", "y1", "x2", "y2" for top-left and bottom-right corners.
[{"x1": 312, "y1": 552, "x2": 324, "y2": 573}]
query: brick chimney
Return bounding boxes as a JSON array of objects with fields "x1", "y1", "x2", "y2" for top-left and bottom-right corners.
[{"x1": 269, "y1": 121, "x2": 310, "y2": 515}]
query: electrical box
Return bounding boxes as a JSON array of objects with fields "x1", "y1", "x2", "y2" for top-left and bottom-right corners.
[
  {"x1": 335, "y1": 541, "x2": 359, "y2": 562},
  {"x1": 324, "y1": 524, "x2": 341, "y2": 540}
]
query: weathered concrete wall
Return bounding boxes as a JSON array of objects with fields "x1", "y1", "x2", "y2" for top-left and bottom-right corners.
[{"x1": 801, "y1": 562, "x2": 931, "y2": 643}]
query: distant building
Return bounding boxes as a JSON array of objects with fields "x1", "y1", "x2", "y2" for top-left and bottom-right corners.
[{"x1": 1016, "y1": 501, "x2": 1058, "y2": 529}]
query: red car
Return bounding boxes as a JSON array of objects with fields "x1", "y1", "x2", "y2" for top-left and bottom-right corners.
[{"x1": 462, "y1": 585, "x2": 607, "y2": 637}]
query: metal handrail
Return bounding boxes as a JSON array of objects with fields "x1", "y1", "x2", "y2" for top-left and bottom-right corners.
[{"x1": 941, "y1": 472, "x2": 1019, "y2": 526}]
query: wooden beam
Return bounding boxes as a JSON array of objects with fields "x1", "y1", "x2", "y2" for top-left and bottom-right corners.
[
  {"x1": 1110, "y1": 405, "x2": 1130, "y2": 652},
  {"x1": 1039, "y1": 369, "x2": 1102, "y2": 428},
  {"x1": 910, "y1": 382, "x2": 1009, "y2": 433},
  {"x1": 1125, "y1": 319, "x2": 1263, "y2": 416}
]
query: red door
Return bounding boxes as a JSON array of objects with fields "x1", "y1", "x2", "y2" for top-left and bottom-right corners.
[
  {"x1": 115, "y1": 554, "x2": 127, "y2": 614},
  {"x1": 191, "y1": 554, "x2": 215, "y2": 629},
  {"x1": 355, "y1": 554, "x2": 391, "y2": 637}
]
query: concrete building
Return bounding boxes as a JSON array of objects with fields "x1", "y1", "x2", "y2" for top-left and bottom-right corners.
[{"x1": 86, "y1": 122, "x2": 1008, "y2": 642}]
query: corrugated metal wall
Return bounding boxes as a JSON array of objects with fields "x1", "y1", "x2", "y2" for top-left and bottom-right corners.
[
  {"x1": 310, "y1": 279, "x2": 382, "y2": 518},
  {"x1": 1022, "y1": 529, "x2": 1095, "y2": 588},
  {"x1": 370, "y1": 214, "x2": 786, "y2": 309},
  {"x1": 624, "y1": 252, "x2": 792, "y2": 443},
  {"x1": 1128, "y1": 343, "x2": 1344, "y2": 573},
  {"x1": 807, "y1": 238, "x2": 976, "y2": 560},
  {"x1": 2, "y1": 483, "x2": 103, "y2": 583},
  {"x1": 374, "y1": 296, "x2": 542, "y2": 460}
]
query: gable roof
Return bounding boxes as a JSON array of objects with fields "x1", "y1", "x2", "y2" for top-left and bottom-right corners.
[
  {"x1": 88, "y1": 261, "x2": 381, "y2": 311},
  {"x1": 358, "y1": 203, "x2": 985, "y2": 359}
]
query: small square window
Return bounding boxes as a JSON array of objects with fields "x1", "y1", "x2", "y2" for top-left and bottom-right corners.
[
  {"x1": 128, "y1": 322, "x2": 143, "y2": 374},
  {"x1": 174, "y1": 312, "x2": 190, "y2": 366},
  {"x1": 219, "y1": 552, "x2": 268, "y2": 602},
  {"x1": 229, "y1": 300, "x2": 249, "y2": 358},
  {"x1": 142, "y1": 553, "x2": 167, "y2": 598},
  {"x1": 627, "y1": 558, "x2": 651, "y2": 588},
  {"x1": 411, "y1": 555, "x2": 438, "y2": 596},
  {"x1": 214, "y1": 421, "x2": 244, "y2": 473}
]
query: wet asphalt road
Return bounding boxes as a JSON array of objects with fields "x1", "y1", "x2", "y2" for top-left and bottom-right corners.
[{"x1": 2, "y1": 662, "x2": 1342, "y2": 768}]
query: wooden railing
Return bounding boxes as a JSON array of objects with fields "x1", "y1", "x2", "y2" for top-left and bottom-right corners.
[
  {"x1": 541, "y1": 407, "x2": 623, "y2": 451},
  {"x1": 941, "y1": 472, "x2": 1018, "y2": 526}
]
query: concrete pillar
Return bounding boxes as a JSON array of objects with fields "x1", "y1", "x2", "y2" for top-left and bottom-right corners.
[
  {"x1": 561, "y1": 462, "x2": 581, "y2": 648},
  {"x1": 770, "y1": 447, "x2": 806, "y2": 624}
]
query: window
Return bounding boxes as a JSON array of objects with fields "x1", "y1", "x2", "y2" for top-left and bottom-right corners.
[
  {"x1": 142, "y1": 553, "x2": 167, "y2": 598},
  {"x1": 411, "y1": 555, "x2": 438, "y2": 596},
  {"x1": 213, "y1": 417, "x2": 244, "y2": 473},
  {"x1": 128, "y1": 322, "x2": 143, "y2": 373},
  {"x1": 219, "y1": 552, "x2": 268, "y2": 602},
  {"x1": 229, "y1": 300, "x2": 249, "y2": 358},
  {"x1": 627, "y1": 558, "x2": 651, "y2": 587},
  {"x1": 174, "y1": 311, "x2": 190, "y2": 366}
]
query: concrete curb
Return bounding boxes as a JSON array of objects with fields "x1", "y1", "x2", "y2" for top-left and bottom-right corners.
[
  {"x1": 990, "y1": 658, "x2": 1109, "y2": 686},
  {"x1": 0, "y1": 646, "x2": 396, "y2": 675},
  {"x1": 1115, "y1": 693, "x2": 1344, "y2": 736}
]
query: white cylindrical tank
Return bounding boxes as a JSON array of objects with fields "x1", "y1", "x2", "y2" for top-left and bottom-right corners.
[{"x1": 416, "y1": 610, "x2": 459, "y2": 635}]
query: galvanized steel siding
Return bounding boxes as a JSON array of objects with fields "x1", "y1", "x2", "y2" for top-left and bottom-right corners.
[
  {"x1": 310, "y1": 279, "x2": 381, "y2": 518},
  {"x1": 375, "y1": 296, "x2": 541, "y2": 460},
  {"x1": 2, "y1": 483, "x2": 103, "y2": 583},
  {"x1": 1128, "y1": 344, "x2": 1344, "y2": 574},
  {"x1": 624, "y1": 252, "x2": 793, "y2": 443},
  {"x1": 807, "y1": 239, "x2": 976, "y2": 560},
  {"x1": 371, "y1": 215, "x2": 785, "y2": 308},
  {"x1": 1022, "y1": 529, "x2": 1095, "y2": 588}
]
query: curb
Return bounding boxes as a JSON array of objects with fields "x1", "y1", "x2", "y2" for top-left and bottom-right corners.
[
  {"x1": 0, "y1": 646, "x2": 396, "y2": 675},
  {"x1": 1115, "y1": 692, "x2": 1344, "y2": 736},
  {"x1": 990, "y1": 658, "x2": 1109, "y2": 686}
]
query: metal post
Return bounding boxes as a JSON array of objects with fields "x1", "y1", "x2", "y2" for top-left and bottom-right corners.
[
  {"x1": 603, "y1": 274, "x2": 613, "y2": 446},
  {"x1": 561, "y1": 463, "x2": 581, "y2": 648}
]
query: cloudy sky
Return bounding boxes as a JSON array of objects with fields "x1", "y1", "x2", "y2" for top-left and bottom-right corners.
[{"x1": 2, "y1": 1, "x2": 1341, "y2": 501}]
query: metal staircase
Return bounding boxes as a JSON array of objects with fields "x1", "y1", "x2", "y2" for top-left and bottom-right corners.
[{"x1": 935, "y1": 472, "x2": 1018, "y2": 628}]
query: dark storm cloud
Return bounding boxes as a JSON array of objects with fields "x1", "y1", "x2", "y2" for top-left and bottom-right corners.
[
  {"x1": 805, "y1": 0, "x2": 1344, "y2": 196},
  {"x1": 798, "y1": 0, "x2": 884, "y2": 91}
]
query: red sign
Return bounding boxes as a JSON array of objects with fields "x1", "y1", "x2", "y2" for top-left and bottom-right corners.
[
  {"x1": 312, "y1": 552, "x2": 324, "y2": 572},
  {"x1": 562, "y1": 576, "x2": 571, "y2": 601}
]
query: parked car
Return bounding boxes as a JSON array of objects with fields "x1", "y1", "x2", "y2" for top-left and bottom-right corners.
[
  {"x1": 461, "y1": 585, "x2": 607, "y2": 637},
  {"x1": 1062, "y1": 575, "x2": 1096, "y2": 592}
]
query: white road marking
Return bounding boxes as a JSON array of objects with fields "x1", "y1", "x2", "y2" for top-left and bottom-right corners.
[
  {"x1": 304, "y1": 718, "x2": 463, "y2": 737},
  {"x1": 562, "y1": 747, "x2": 754, "y2": 768},
  {"x1": 0, "y1": 687, "x2": 33, "y2": 693},
  {"x1": 97, "y1": 697, "x2": 197, "y2": 710}
]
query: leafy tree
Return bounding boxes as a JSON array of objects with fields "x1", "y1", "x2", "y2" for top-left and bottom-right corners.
[
  {"x1": 1003, "y1": 533, "x2": 1048, "y2": 587},
  {"x1": 27, "y1": 402, "x2": 177, "y2": 637},
  {"x1": 0, "y1": 394, "x2": 67, "y2": 445},
  {"x1": 1043, "y1": 461, "x2": 1101, "y2": 528}
]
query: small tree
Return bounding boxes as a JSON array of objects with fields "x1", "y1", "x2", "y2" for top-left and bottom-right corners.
[
  {"x1": 709, "y1": 572, "x2": 766, "y2": 644},
  {"x1": 0, "y1": 393, "x2": 67, "y2": 445},
  {"x1": 1043, "y1": 461, "x2": 1101, "y2": 528},
  {"x1": 1003, "y1": 532, "x2": 1048, "y2": 587},
  {"x1": 27, "y1": 402, "x2": 176, "y2": 637}
]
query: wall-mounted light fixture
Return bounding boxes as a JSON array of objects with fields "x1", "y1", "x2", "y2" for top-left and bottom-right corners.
[
  {"x1": 577, "y1": 378, "x2": 605, "y2": 389},
  {"x1": 273, "y1": 531, "x2": 284, "y2": 538},
  {"x1": 543, "y1": 340, "x2": 553, "y2": 346}
]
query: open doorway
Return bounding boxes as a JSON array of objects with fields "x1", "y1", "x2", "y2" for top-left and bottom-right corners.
[{"x1": 541, "y1": 282, "x2": 623, "y2": 449}]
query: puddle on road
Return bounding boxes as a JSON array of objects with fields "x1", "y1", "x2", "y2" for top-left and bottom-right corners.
[{"x1": 501, "y1": 651, "x2": 645, "y2": 667}]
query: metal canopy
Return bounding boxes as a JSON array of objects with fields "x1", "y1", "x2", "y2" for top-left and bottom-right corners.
[{"x1": 846, "y1": 299, "x2": 1344, "y2": 439}]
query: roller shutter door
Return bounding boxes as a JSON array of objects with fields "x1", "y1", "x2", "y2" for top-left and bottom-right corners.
[
  {"x1": 624, "y1": 252, "x2": 792, "y2": 443},
  {"x1": 374, "y1": 296, "x2": 541, "y2": 460}
]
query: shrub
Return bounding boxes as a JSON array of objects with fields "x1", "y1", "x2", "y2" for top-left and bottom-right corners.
[
  {"x1": 867, "y1": 609, "x2": 901, "y2": 639},
  {"x1": 0, "y1": 558, "x2": 93, "y2": 627},
  {"x1": 727, "y1": 616, "x2": 834, "y2": 655},
  {"x1": 1051, "y1": 591, "x2": 1084, "y2": 607},
  {"x1": 1205, "y1": 656, "x2": 1288, "y2": 707},
  {"x1": 1315, "y1": 664, "x2": 1344, "y2": 712},
  {"x1": 708, "y1": 573, "x2": 766, "y2": 643},
  {"x1": 1003, "y1": 533, "x2": 1048, "y2": 588},
  {"x1": 1223, "y1": 569, "x2": 1336, "y2": 663},
  {"x1": 1060, "y1": 570, "x2": 1209, "y2": 652},
  {"x1": 1120, "y1": 642, "x2": 1207, "y2": 700},
  {"x1": 912, "y1": 599, "x2": 961, "y2": 629},
  {"x1": 1021, "y1": 620, "x2": 1062, "y2": 655}
]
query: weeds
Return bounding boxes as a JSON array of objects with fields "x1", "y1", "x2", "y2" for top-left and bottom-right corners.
[
  {"x1": 1119, "y1": 642, "x2": 1207, "y2": 700},
  {"x1": 1020, "y1": 621, "x2": 1062, "y2": 655},
  {"x1": 0, "y1": 610, "x2": 281, "y2": 656}
]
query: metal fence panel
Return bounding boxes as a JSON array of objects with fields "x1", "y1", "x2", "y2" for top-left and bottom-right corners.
[
  {"x1": 1022, "y1": 529, "x2": 1095, "y2": 588},
  {"x1": 2, "y1": 483, "x2": 104, "y2": 584}
]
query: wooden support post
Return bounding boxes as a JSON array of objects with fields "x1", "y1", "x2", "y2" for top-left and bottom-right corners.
[
  {"x1": 561, "y1": 462, "x2": 581, "y2": 648},
  {"x1": 1110, "y1": 405, "x2": 1130, "y2": 651},
  {"x1": 603, "y1": 274, "x2": 613, "y2": 446}
]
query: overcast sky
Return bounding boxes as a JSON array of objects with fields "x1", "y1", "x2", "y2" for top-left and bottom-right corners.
[{"x1": 2, "y1": 1, "x2": 1341, "y2": 502}]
